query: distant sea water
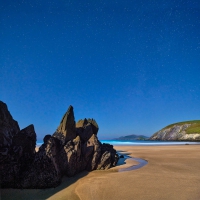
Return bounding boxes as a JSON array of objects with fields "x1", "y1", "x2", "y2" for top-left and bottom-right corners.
[
  {"x1": 36, "y1": 140, "x2": 200, "y2": 147},
  {"x1": 101, "y1": 140, "x2": 200, "y2": 146}
]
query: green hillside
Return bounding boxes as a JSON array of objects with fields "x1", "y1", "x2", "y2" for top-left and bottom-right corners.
[
  {"x1": 163, "y1": 120, "x2": 200, "y2": 134},
  {"x1": 114, "y1": 134, "x2": 148, "y2": 140}
]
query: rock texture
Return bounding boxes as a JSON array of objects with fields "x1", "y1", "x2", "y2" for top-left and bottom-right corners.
[
  {"x1": 0, "y1": 101, "x2": 119, "y2": 188},
  {"x1": 0, "y1": 100, "x2": 37, "y2": 188},
  {"x1": 53, "y1": 105, "x2": 76, "y2": 144},
  {"x1": 76, "y1": 118, "x2": 99, "y2": 141},
  {"x1": 0, "y1": 101, "x2": 20, "y2": 148},
  {"x1": 149, "y1": 123, "x2": 200, "y2": 141}
]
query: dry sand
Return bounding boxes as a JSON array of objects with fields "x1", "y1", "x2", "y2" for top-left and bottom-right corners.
[{"x1": 1, "y1": 145, "x2": 200, "y2": 200}]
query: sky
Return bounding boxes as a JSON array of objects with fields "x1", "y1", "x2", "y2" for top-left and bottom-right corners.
[{"x1": 1, "y1": 0, "x2": 200, "y2": 140}]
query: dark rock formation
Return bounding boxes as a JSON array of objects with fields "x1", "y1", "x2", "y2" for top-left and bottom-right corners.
[
  {"x1": 97, "y1": 143, "x2": 119, "y2": 170},
  {"x1": 0, "y1": 101, "x2": 119, "y2": 188},
  {"x1": 20, "y1": 136, "x2": 62, "y2": 188},
  {"x1": 2, "y1": 127, "x2": 36, "y2": 187},
  {"x1": 0, "y1": 101, "x2": 20, "y2": 148},
  {"x1": 82, "y1": 134, "x2": 102, "y2": 171},
  {"x1": 53, "y1": 105, "x2": 76, "y2": 144},
  {"x1": 43, "y1": 134, "x2": 51, "y2": 144},
  {"x1": 76, "y1": 118, "x2": 99, "y2": 142}
]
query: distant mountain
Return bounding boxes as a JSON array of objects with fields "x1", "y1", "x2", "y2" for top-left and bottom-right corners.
[
  {"x1": 114, "y1": 134, "x2": 149, "y2": 141},
  {"x1": 149, "y1": 120, "x2": 200, "y2": 141}
]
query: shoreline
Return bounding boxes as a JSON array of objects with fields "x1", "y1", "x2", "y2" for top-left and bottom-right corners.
[{"x1": 2, "y1": 145, "x2": 200, "y2": 200}]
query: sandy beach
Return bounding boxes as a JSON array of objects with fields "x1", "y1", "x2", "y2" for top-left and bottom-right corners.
[{"x1": 1, "y1": 145, "x2": 200, "y2": 200}]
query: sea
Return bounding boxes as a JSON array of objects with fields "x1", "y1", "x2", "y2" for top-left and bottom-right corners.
[{"x1": 36, "y1": 140, "x2": 200, "y2": 147}]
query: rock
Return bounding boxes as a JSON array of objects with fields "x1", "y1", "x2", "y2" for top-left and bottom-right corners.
[
  {"x1": 43, "y1": 134, "x2": 51, "y2": 144},
  {"x1": 87, "y1": 118, "x2": 99, "y2": 135},
  {"x1": 0, "y1": 124, "x2": 36, "y2": 188},
  {"x1": 82, "y1": 134, "x2": 102, "y2": 171},
  {"x1": 0, "y1": 101, "x2": 20, "y2": 148},
  {"x1": 97, "y1": 143, "x2": 119, "y2": 170},
  {"x1": 0, "y1": 101, "x2": 37, "y2": 188},
  {"x1": 53, "y1": 105, "x2": 76, "y2": 144},
  {"x1": 76, "y1": 118, "x2": 99, "y2": 142},
  {"x1": 0, "y1": 101, "x2": 20, "y2": 186},
  {"x1": 0, "y1": 101, "x2": 119, "y2": 189},
  {"x1": 12, "y1": 124, "x2": 36, "y2": 156},
  {"x1": 149, "y1": 121, "x2": 200, "y2": 141},
  {"x1": 20, "y1": 136, "x2": 62, "y2": 188},
  {"x1": 61, "y1": 135, "x2": 82, "y2": 176}
]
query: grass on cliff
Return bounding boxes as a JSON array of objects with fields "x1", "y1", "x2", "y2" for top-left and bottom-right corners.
[{"x1": 163, "y1": 120, "x2": 200, "y2": 134}]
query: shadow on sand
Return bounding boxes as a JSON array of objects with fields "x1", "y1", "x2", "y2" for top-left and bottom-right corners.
[
  {"x1": 1, "y1": 171, "x2": 89, "y2": 200},
  {"x1": 1, "y1": 151, "x2": 148, "y2": 200}
]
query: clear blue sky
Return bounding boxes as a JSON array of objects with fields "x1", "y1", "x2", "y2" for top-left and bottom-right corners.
[{"x1": 1, "y1": 0, "x2": 200, "y2": 140}]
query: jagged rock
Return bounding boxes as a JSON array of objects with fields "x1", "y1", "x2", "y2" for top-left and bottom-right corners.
[
  {"x1": 87, "y1": 118, "x2": 99, "y2": 135},
  {"x1": 12, "y1": 125, "x2": 36, "y2": 157},
  {"x1": 83, "y1": 134, "x2": 102, "y2": 171},
  {"x1": 61, "y1": 136, "x2": 82, "y2": 176},
  {"x1": 43, "y1": 134, "x2": 51, "y2": 144},
  {"x1": 20, "y1": 136, "x2": 62, "y2": 188},
  {"x1": 0, "y1": 102, "x2": 119, "y2": 189},
  {"x1": 0, "y1": 101, "x2": 20, "y2": 186},
  {"x1": 0, "y1": 101, "x2": 20, "y2": 148},
  {"x1": 76, "y1": 118, "x2": 99, "y2": 142},
  {"x1": 0, "y1": 124, "x2": 36, "y2": 188},
  {"x1": 53, "y1": 105, "x2": 76, "y2": 144},
  {"x1": 97, "y1": 143, "x2": 119, "y2": 170}
]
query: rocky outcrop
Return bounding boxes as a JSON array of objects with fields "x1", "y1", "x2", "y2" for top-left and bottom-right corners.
[
  {"x1": 53, "y1": 105, "x2": 76, "y2": 144},
  {"x1": 0, "y1": 101, "x2": 20, "y2": 148},
  {"x1": 20, "y1": 136, "x2": 62, "y2": 188},
  {"x1": 149, "y1": 122, "x2": 200, "y2": 141},
  {"x1": 0, "y1": 101, "x2": 119, "y2": 188},
  {"x1": 97, "y1": 143, "x2": 119, "y2": 170},
  {"x1": 0, "y1": 101, "x2": 37, "y2": 188},
  {"x1": 76, "y1": 118, "x2": 99, "y2": 141}
]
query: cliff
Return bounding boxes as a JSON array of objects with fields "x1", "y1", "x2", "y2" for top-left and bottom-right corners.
[{"x1": 149, "y1": 120, "x2": 200, "y2": 141}]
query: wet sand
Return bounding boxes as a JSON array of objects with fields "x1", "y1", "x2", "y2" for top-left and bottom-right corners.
[{"x1": 1, "y1": 145, "x2": 200, "y2": 200}]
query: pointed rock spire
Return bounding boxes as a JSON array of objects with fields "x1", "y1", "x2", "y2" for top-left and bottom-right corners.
[{"x1": 53, "y1": 105, "x2": 76, "y2": 144}]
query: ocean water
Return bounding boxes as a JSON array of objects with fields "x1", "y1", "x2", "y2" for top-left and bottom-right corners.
[
  {"x1": 36, "y1": 140, "x2": 200, "y2": 147},
  {"x1": 101, "y1": 140, "x2": 200, "y2": 146}
]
